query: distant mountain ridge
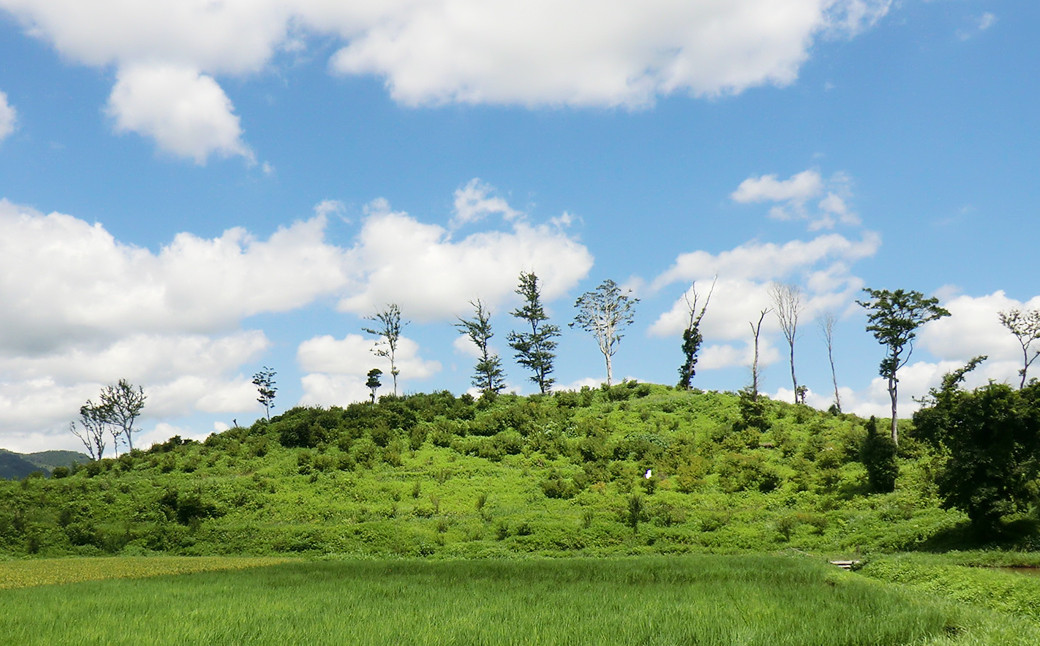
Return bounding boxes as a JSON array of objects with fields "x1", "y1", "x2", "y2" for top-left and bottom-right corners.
[{"x1": 0, "y1": 449, "x2": 90, "y2": 479}]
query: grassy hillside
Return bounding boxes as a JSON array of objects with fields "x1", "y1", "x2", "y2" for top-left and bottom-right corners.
[{"x1": 0, "y1": 383, "x2": 1025, "y2": 557}]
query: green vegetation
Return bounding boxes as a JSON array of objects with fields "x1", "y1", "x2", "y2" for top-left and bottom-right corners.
[
  {"x1": 0, "y1": 383, "x2": 1027, "y2": 558},
  {"x1": 6, "y1": 555, "x2": 1036, "y2": 646},
  {"x1": 5, "y1": 380, "x2": 1040, "y2": 642}
]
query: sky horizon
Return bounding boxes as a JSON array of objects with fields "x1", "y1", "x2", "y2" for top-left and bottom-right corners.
[{"x1": 1, "y1": 0, "x2": 1036, "y2": 454}]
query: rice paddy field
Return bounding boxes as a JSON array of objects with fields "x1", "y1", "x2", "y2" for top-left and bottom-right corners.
[{"x1": 2, "y1": 554, "x2": 1040, "y2": 645}]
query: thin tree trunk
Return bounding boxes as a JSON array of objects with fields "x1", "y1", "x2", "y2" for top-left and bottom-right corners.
[
  {"x1": 789, "y1": 344, "x2": 797, "y2": 404},
  {"x1": 888, "y1": 376, "x2": 899, "y2": 445},
  {"x1": 605, "y1": 353, "x2": 613, "y2": 387}
]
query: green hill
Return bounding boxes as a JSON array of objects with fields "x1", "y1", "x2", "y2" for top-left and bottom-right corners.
[
  {"x1": 0, "y1": 451, "x2": 46, "y2": 480},
  {"x1": 0, "y1": 449, "x2": 91, "y2": 479},
  {"x1": 0, "y1": 384, "x2": 1002, "y2": 557}
]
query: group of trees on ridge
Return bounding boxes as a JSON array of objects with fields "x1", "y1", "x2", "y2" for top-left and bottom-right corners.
[
  {"x1": 365, "y1": 272, "x2": 1040, "y2": 445},
  {"x1": 60, "y1": 271, "x2": 1040, "y2": 535}
]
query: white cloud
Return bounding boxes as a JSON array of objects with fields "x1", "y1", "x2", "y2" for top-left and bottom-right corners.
[
  {"x1": 2, "y1": 0, "x2": 891, "y2": 118},
  {"x1": 0, "y1": 0, "x2": 289, "y2": 74},
  {"x1": 0, "y1": 182, "x2": 589, "y2": 450},
  {"x1": 651, "y1": 231, "x2": 880, "y2": 293},
  {"x1": 920, "y1": 291, "x2": 1040, "y2": 369},
  {"x1": 649, "y1": 170, "x2": 879, "y2": 372},
  {"x1": 731, "y1": 170, "x2": 823, "y2": 204},
  {"x1": 298, "y1": 333, "x2": 441, "y2": 405},
  {"x1": 731, "y1": 169, "x2": 859, "y2": 230},
  {"x1": 0, "y1": 91, "x2": 16, "y2": 142},
  {"x1": 452, "y1": 178, "x2": 522, "y2": 228},
  {"x1": 327, "y1": 0, "x2": 891, "y2": 107},
  {"x1": 0, "y1": 200, "x2": 349, "y2": 352},
  {"x1": 958, "y1": 12, "x2": 997, "y2": 40},
  {"x1": 0, "y1": 332, "x2": 266, "y2": 448},
  {"x1": 106, "y1": 63, "x2": 253, "y2": 164},
  {"x1": 338, "y1": 195, "x2": 593, "y2": 320}
]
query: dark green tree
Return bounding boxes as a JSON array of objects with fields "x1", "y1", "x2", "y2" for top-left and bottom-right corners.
[
  {"x1": 860, "y1": 416, "x2": 897, "y2": 493},
  {"x1": 455, "y1": 299, "x2": 506, "y2": 395},
  {"x1": 677, "y1": 278, "x2": 715, "y2": 389},
  {"x1": 366, "y1": 368, "x2": 383, "y2": 403},
  {"x1": 507, "y1": 271, "x2": 560, "y2": 394},
  {"x1": 856, "y1": 288, "x2": 950, "y2": 444},
  {"x1": 252, "y1": 366, "x2": 277, "y2": 420},
  {"x1": 363, "y1": 304, "x2": 407, "y2": 396},
  {"x1": 913, "y1": 356, "x2": 1040, "y2": 532},
  {"x1": 571, "y1": 279, "x2": 638, "y2": 386},
  {"x1": 99, "y1": 379, "x2": 147, "y2": 452}
]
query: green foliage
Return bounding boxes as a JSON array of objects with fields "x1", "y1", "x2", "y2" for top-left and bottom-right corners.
[
  {"x1": 914, "y1": 359, "x2": 1040, "y2": 531},
  {"x1": 251, "y1": 366, "x2": 277, "y2": 421},
  {"x1": 0, "y1": 384, "x2": 1026, "y2": 558},
  {"x1": 455, "y1": 299, "x2": 506, "y2": 395},
  {"x1": 860, "y1": 416, "x2": 898, "y2": 493},
  {"x1": 507, "y1": 271, "x2": 560, "y2": 394},
  {"x1": 857, "y1": 288, "x2": 950, "y2": 443}
]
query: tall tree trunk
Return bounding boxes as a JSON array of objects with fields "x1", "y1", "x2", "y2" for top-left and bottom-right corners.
[
  {"x1": 789, "y1": 344, "x2": 798, "y2": 404},
  {"x1": 605, "y1": 353, "x2": 613, "y2": 387},
  {"x1": 888, "y1": 375, "x2": 899, "y2": 445}
]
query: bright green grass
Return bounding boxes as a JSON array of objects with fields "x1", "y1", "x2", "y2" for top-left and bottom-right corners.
[{"x1": 0, "y1": 554, "x2": 1009, "y2": 646}]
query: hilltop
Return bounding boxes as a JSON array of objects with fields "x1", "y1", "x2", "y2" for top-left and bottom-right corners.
[{"x1": 0, "y1": 383, "x2": 1016, "y2": 557}]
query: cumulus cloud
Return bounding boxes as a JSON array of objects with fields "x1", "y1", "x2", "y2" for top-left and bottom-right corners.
[
  {"x1": 107, "y1": 63, "x2": 253, "y2": 163},
  {"x1": 452, "y1": 178, "x2": 521, "y2": 228},
  {"x1": 649, "y1": 168, "x2": 880, "y2": 372},
  {"x1": 919, "y1": 291, "x2": 1040, "y2": 377},
  {"x1": 0, "y1": 201, "x2": 350, "y2": 353},
  {"x1": 0, "y1": 90, "x2": 16, "y2": 142},
  {"x1": 0, "y1": 332, "x2": 267, "y2": 448},
  {"x1": 327, "y1": 0, "x2": 892, "y2": 107},
  {"x1": 338, "y1": 193, "x2": 593, "y2": 320},
  {"x1": 297, "y1": 333, "x2": 441, "y2": 405},
  {"x1": 1, "y1": 0, "x2": 892, "y2": 160},
  {"x1": 731, "y1": 169, "x2": 860, "y2": 230},
  {"x1": 651, "y1": 231, "x2": 880, "y2": 293}
]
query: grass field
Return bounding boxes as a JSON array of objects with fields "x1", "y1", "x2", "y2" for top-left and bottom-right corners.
[{"x1": 2, "y1": 555, "x2": 1039, "y2": 645}]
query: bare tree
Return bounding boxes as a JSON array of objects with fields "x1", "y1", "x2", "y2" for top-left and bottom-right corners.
[
  {"x1": 100, "y1": 379, "x2": 147, "y2": 452},
  {"x1": 999, "y1": 308, "x2": 1040, "y2": 388},
  {"x1": 820, "y1": 311, "x2": 842, "y2": 413},
  {"x1": 677, "y1": 276, "x2": 716, "y2": 390},
  {"x1": 363, "y1": 304, "x2": 407, "y2": 396},
  {"x1": 749, "y1": 309, "x2": 770, "y2": 401},
  {"x1": 571, "y1": 279, "x2": 639, "y2": 386},
  {"x1": 70, "y1": 399, "x2": 109, "y2": 461},
  {"x1": 770, "y1": 282, "x2": 803, "y2": 404}
]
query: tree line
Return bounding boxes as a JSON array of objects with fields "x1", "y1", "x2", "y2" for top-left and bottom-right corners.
[{"x1": 70, "y1": 270, "x2": 1040, "y2": 480}]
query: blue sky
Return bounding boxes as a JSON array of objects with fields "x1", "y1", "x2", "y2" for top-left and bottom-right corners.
[{"x1": 0, "y1": 0, "x2": 1035, "y2": 453}]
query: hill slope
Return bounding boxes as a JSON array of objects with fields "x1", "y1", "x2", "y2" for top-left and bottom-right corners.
[{"x1": 0, "y1": 384, "x2": 985, "y2": 557}]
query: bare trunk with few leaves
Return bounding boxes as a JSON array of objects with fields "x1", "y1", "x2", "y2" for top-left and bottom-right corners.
[
  {"x1": 998, "y1": 308, "x2": 1040, "y2": 389},
  {"x1": 770, "y1": 283, "x2": 802, "y2": 404},
  {"x1": 749, "y1": 309, "x2": 769, "y2": 401},
  {"x1": 677, "y1": 276, "x2": 716, "y2": 390},
  {"x1": 821, "y1": 311, "x2": 842, "y2": 413}
]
